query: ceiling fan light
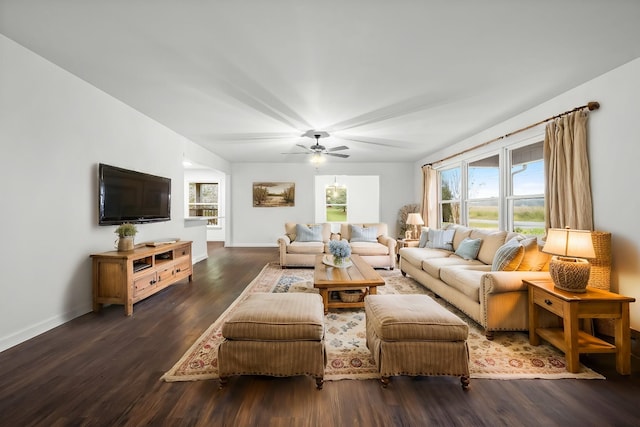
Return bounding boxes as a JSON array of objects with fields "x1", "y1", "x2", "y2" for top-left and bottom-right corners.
[{"x1": 310, "y1": 153, "x2": 325, "y2": 164}]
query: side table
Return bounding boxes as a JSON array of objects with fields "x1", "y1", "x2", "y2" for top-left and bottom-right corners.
[
  {"x1": 396, "y1": 238, "x2": 419, "y2": 261},
  {"x1": 526, "y1": 279, "x2": 635, "y2": 375}
]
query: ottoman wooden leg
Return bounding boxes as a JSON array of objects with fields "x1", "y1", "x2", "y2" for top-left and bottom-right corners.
[
  {"x1": 461, "y1": 376, "x2": 470, "y2": 390},
  {"x1": 315, "y1": 377, "x2": 324, "y2": 390},
  {"x1": 380, "y1": 376, "x2": 391, "y2": 388},
  {"x1": 218, "y1": 377, "x2": 228, "y2": 389}
]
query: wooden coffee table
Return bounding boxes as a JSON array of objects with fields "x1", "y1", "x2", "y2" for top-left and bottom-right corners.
[{"x1": 314, "y1": 254, "x2": 385, "y2": 314}]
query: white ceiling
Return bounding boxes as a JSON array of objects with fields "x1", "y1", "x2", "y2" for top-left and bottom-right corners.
[{"x1": 2, "y1": 1, "x2": 640, "y2": 163}]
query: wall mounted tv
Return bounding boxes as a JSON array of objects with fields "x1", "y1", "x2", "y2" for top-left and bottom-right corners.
[{"x1": 98, "y1": 163, "x2": 171, "y2": 225}]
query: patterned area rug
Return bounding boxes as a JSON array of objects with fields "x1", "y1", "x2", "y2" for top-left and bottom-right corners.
[{"x1": 161, "y1": 263, "x2": 604, "y2": 382}]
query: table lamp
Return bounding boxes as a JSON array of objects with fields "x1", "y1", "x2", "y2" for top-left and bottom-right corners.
[
  {"x1": 541, "y1": 227, "x2": 595, "y2": 293},
  {"x1": 406, "y1": 213, "x2": 424, "y2": 240}
]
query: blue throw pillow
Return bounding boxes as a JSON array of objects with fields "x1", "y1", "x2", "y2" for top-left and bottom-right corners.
[
  {"x1": 350, "y1": 225, "x2": 378, "y2": 242},
  {"x1": 296, "y1": 224, "x2": 323, "y2": 242},
  {"x1": 454, "y1": 237, "x2": 482, "y2": 260},
  {"x1": 425, "y1": 229, "x2": 455, "y2": 251}
]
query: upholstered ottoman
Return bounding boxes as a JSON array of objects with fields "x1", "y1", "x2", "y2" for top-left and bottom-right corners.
[
  {"x1": 218, "y1": 293, "x2": 326, "y2": 389},
  {"x1": 365, "y1": 294, "x2": 470, "y2": 389}
]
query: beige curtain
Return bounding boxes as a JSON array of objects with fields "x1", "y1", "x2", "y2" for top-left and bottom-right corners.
[
  {"x1": 543, "y1": 110, "x2": 593, "y2": 230},
  {"x1": 421, "y1": 164, "x2": 438, "y2": 227}
]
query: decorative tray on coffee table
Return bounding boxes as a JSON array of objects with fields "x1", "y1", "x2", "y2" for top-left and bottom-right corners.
[{"x1": 322, "y1": 255, "x2": 353, "y2": 268}]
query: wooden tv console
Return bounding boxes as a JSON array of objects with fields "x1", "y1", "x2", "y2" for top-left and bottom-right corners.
[{"x1": 91, "y1": 240, "x2": 193, "y2": 316}]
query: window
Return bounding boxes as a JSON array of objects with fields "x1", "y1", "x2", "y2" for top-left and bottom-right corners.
[
  {"x1": 325, "y1": 180, "x2": 347, "y2": 222},
  {"x1": 508, "y1": 141, "x2": 545, "y2": 236},
  {"x1": 314, "y1": 176, "x2": 379, "y2": 224},
  {"x1": 188, "y1": 182, "x2": 219, "y2": 226},
  {"x1": 436, "y1": 139, "x2": 545, "y2": 235},
  {"x1": 439, "y1": 167, "x2": 461, "y2": 226},
  {"x1": 467, "y1": 154, "x2": 500, "y2": 230}
]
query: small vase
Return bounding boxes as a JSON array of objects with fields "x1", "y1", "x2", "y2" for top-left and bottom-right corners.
[
  {"x1": 117, "y1": 236, "x2": 135, "y2": 251},
  {"x1": 333, "y1": 255, "x2": 345, "y2": 266}
]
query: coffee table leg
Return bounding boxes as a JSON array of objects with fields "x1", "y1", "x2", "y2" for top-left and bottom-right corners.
[{"x1": 320, "y1": 289, "x2": 329, "y2": 314}]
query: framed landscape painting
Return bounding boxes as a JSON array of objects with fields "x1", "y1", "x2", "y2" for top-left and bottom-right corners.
[{"x1": 253, "y1": 182, "x2": 295, "y2": 207}]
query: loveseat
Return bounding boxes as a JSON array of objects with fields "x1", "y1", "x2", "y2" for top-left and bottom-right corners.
[
  {"x1": 399, "y1": 225, "x2": 552, "y2": 339},
  {"x1": 278, "y1": 222, "x2": 396, "y2": 269}
]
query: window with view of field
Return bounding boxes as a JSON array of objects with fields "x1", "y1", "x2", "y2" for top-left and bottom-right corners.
[
  {"x1": 437, "y1": 140, "x2": 545, "y2": 235},
  {"x1": 440, "y1": 167, "x2": 461, "y2": 226},
  {"x1": 468, "y1": 154, "x2": 500, "y2": 230},
  {"x1": 509, "y1": 141, "x2": 544, "y2": 236},
  {"x1": 326, "y1": 183, "x2": 347, "y2": 222}
]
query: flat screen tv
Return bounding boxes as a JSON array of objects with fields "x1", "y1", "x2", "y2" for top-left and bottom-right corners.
[{"x1": 98, "y1": 163, "x2": 171, "y2": 225}]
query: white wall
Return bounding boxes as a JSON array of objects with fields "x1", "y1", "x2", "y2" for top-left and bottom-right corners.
[
  {"x1": 0, "y1": 34, "x2": 228, "y2": 352},
  {"x1": 417, "y1": 57, "x2": 640, "y2": 331},
  {"x1": 229, "y1": 163, "x2": 415, "y2": 246}
]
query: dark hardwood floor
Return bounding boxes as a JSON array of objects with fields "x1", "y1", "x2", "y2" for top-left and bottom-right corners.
[{"x1": 1, "y1": 243, "x2": 639, "y2": 427}]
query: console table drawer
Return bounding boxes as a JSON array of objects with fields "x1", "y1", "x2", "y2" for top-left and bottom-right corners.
[
  {"x1": 174, "y1": 259, "x2": 192, "y2": 276},
  {"x1": 532, "y1": 289, "x2": 564, "y2": 317},
  {"x1": 157, "y1": 265, "x2": 175, "y2": 283},
  {"x1": 134, "y1": 271, "x2": 157, "y2": 295}
]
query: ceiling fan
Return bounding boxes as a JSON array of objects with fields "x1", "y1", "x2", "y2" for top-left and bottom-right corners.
[{"x1": 284, "y1": 131, "x2": 350, "y2": 163}]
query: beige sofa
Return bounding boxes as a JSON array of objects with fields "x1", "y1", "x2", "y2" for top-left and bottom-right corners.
[
  {"x1": 399, "y1": 225, "x2": 552, "y2": 339},
  {"x1": 278, "y1": 222, "x2": 396, "y2": 269}
]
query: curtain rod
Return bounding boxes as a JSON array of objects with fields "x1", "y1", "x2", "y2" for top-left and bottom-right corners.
[{"x1": 423, "y1": 101, "x2": 600, "y2": 167}]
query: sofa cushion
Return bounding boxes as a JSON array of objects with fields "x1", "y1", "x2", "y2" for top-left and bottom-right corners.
[
  {"x1": 469, "y1": 230, "x2": 507, "y2": 265},
  {"x1": 350, "y1": 225, "x2": 378, "y2": 242},
  {"x1": 399, "y1": 247, "x2": 451, "y2": 268},
  {"x1": 451, "y1": 225, "x2": 473, "y2": 250},
  {"x1": 439, "y1": 267, "x2": 486, "y2": 303},
  {"x1": 296, "y1": 224, "x2": 323, "y2": 242},
  {"x1": 287, "y1": 241, "x2": 326, "y2": 254},
  {"x1": 454, "y1": 237, "x2": 482, "y2": 260},
  {"x1": 492, "y1": 238, "x2": 525, "y2": 271},
  {"x1": 421, "y1": 255, "x2": 484, "y2": 279},
  {"x1": 425, "y1": 229, "x2": 455, "y2": 251},
  {"x1": 350, "y1": 241, "x2": 389, "y2": 256}
]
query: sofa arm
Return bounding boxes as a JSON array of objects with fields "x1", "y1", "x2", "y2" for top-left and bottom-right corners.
[
  {"x1": 481, "y1": 271, "x2": 552, "y2": 294},
  {"x1": 277, "y1": 235, "x2": 291, "y2": 246},
  {"x1": 378, "y1": 235, "x2": 397, "y2": 251}
]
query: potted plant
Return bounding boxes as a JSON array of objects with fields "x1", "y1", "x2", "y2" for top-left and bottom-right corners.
[{"x1": 114, "y1": 223, "x2": 138, "y2": 251}]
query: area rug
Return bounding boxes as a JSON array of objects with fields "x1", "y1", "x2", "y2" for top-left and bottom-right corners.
[{"x1": 161, "y1": 263, "x2": 604, "y2": 382}]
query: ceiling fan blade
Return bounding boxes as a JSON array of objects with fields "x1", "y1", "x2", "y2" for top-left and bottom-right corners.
[
  {"x1": 325, "y1": 153, "x2": 350, "y2": 158},
  {"x1": 296, "y1": 143, "x2": 312, "y2": 151},
  {"x1": 327, "y1": 145, "x2": 349, "y2": 152},
  {"x1": 335, "y1": 135, "x2": 409, "y2": 148}
]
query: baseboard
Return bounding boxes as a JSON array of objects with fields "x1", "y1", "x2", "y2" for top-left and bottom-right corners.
[{"x1": 0, "y1": 304, "x2": 92, "y2": 354}]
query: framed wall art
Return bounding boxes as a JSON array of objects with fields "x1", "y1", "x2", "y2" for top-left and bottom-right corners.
[{"x1": 253, "y1": 182, "x2": 295, "y2": 207}]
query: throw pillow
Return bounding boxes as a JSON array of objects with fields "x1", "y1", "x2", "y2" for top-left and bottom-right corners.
[
  {"x1": 492, "y1": 238, "x2": 525, "y2": 271},
  {"x1": 516, "y1": 236, "x2": 550, "y2": 271},
  {"x1": 350, "y1": 225, "x2": 378, "y2": 242},
  {"x1": 296, "y1": 224, "x2": 323, "y2": 242},
  {"x1": 425, "y1": 229, "x2": 455, "y2": 251},
  {"x1": 454, "y1": 237, "x2": 482, "y2": 260},
  {"x1": 418, "y1": 227, "x2": 429, "y2": 248}
]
